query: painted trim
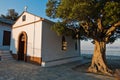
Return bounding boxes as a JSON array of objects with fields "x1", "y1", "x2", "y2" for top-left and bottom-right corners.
[
  {"x1": 27, "y1": 56, "x2": 42, "y2": 64},
  {"x1": 11, "y1": 53, "x2": 42, "y2": 65},
  {"x1": 12, "y1": 20, "x2": 42, "y2": 29}
]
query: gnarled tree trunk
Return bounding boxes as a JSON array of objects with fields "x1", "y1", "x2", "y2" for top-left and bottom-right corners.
[{"x1": 88, "y1": 40, "x2": 113, "y2": 75}]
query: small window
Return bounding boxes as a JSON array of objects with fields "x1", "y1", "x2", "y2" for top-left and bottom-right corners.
[
  {"x1": 62, "y1": 36, "x2": 67, "y2": 51},
  {"x1": 3, "y1": 31, "x2": 11, "y2": 46},
  {"x1": 22, "y1": 15, "x2": 26, "y2": 21}
]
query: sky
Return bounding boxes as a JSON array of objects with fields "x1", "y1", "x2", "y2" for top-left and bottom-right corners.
[{"x1": 0, "y1": 0, "x2": 55, "y2": 21}]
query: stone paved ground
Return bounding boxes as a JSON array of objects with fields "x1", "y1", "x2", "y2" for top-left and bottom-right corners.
[{"x1": 0, "y1": 59, "x2": 116, "y2": 80}]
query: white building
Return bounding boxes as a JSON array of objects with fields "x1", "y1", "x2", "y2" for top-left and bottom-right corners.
[
  {"x1": 10, "y1": 11, "x2": 81, "y2": 67},
  {"x1": 0, "y1": 18, "x2": 14, "y2": 50}
]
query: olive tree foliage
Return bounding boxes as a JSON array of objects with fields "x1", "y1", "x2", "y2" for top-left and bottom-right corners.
[
  {"x1": 46, "y1": 0, "x2": 120, "y2": 75},
  {"x1": 0, "y1": 9, "x2": 19, "y2": 21}
]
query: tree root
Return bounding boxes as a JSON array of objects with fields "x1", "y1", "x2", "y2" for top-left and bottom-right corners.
[{"x1": 87, "y1": 65, "x2": 113, "y2": 76}]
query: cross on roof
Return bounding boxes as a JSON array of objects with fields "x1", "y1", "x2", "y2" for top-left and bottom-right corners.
[{"x1": 24, "y1": 6, "x2": 28, "y2": 12}]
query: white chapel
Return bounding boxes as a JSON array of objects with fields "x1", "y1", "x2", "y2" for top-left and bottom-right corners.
[{"x1": 10, "y1": 11, "x2": 81, "y2": 67}]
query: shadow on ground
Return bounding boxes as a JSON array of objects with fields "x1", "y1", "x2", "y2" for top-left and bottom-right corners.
[
  {"x1": 72, "y1": 59, "x2": 120, "y2": 80},
  {"x1": 0, "y1": 60, "x2": 116, "y2": 80}
]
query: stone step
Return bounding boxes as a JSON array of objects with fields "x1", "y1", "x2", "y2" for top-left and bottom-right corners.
[
  {"x1": 1, "y1": 53, "x2": 12, "y2": 56},
  {"x1": 2, "y1": 56, "x2": 13, "y2": 59},
  {"x1": 0, "y1": 50, "x2": 10, "y2": 54},
  {"x1": 0, "y1": 50, "x2": 14, "y2": 61}
]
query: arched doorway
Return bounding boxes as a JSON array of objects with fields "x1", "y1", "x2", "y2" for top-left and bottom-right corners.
[{"x1": 18, "y1": 32, "x2": 27, "y2": 61}]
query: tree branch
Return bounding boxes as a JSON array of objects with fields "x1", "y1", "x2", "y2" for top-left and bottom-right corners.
[
  {"x1": 106, "y1": 21, "x2": 120, "y2": 37},
  {"x1": 97, "y1": 19, "x2": 103, "y2": 32},
  {"x1": 105, "y1": 21, "x2": 120, "y2": 42},
  {"x1": 80, "y1": 22, "x2": 89, "y2": 33}
]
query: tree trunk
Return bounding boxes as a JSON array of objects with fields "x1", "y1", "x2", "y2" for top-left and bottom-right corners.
[{"x1": 88, "y1": 40, "x2": 113, "y2": 75}]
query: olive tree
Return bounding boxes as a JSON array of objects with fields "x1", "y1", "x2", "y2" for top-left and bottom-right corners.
[
  {"x1": 46, "y1": 0, "x2": 120, "y2": 75},
  {"x1": 0, "y1": 9, "x2": 19, "y2": 21}
]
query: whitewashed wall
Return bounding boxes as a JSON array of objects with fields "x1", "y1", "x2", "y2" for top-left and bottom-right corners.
[
  {"x1": 13, "y1": 12, "x2": 41, "y2": 27},
  {"x1": 10, "y1": 22, "x2": 42, "y2": 58},
  {"x1": 10, "y1": 12, "x2": 42, "y2": 58},
  {"x1": 0, "y1": 24, "x2": 11, "y2": 50},
  {"x1": 41, "y1": 20, "x2": 81, "y2": 67}
]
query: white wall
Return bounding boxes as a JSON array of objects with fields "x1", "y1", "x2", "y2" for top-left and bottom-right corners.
[
  {"x1": 10, "y1": 13, "x2": 42, "y2": 58},
  {"x1": 41, "y1": 21, "x2": 81, "y2": 63},
  {"x1": 13, "y1": 12, "x2": 41, "y2": 28},
  {"x1": 32, "y1": 21, "x2": 42, "y2": 57},
  {"x1": 0, "y1": 24, "x2": 11, "y2": 50}
]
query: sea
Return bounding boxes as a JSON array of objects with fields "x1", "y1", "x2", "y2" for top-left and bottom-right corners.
[
  {"x1": 81, "y1": 50, "x2": 120, "y2": 56},
  {"x1": 81, "y1": 40, "x2": 120, "y2": 57}
]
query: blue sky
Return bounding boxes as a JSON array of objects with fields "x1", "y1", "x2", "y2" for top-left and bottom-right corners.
[{"x1": 0, "y1": 0, "x2": 55, "y2": 21}]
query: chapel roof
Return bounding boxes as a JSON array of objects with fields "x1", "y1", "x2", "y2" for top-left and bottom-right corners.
[
  {"x1": 0, "y1": 18, "x2": 14, "y2": 25},
  {"x1": 19, "y1": 11, "x2": 54, "y2": 24}
]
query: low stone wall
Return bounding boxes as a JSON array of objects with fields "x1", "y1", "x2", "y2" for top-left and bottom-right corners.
[{"x1": 81, "y1": 54, "x2": 120, "y2": 60}]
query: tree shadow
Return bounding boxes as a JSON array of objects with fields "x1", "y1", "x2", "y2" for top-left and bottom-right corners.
[
  {"x1": 72, "y1": 59, "x2": 120, "y2": 79},
  {"x1": 107, "y1": 59, "x2": 120, "y2": 79}
]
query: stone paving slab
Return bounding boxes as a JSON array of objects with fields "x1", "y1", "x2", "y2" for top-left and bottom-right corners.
[{"x1": 0, "y1": 60, "x2": 116, "y2": 80}]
